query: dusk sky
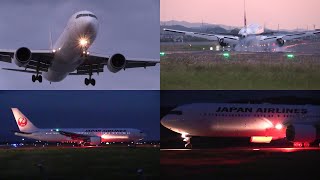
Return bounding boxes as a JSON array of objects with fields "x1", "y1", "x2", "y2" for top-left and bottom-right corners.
[
  {"x1": 161, "y1": 0, "x2": 320, "y2": 30},
  {"x1": 0, "y1": 91, "x2": 159, "y2": 141},
  {"x1": 0, "y1": 0, "x2": 159, "y2": 90}
]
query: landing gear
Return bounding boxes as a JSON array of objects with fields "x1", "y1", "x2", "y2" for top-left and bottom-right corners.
[
  {"x1": 32, "y1": 74, "x2": 42, "y2": 83},
  {"x1": 31, "y1": 61, "x2": 42, "y2": 83},
  {"x1": 85, "y1": 77, "x2": 95, "y2": 86},
  {"x1": 84, "y1": 64, "x2": 96, "y2": 86}
]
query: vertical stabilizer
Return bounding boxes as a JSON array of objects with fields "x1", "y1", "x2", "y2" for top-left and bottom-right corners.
[
  {"x1": 244, "y1": 0, "x2": 247, "y2": 32},
  {"x1": 11, "y1": 108, "x2": 38, "y2": 133}
]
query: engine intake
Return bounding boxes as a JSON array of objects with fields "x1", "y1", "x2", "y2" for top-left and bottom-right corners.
[
  {"x1": 276, "y1": 38, "x2": 285, "y2": 47},
  {"x1": 218, "y1": 38, "x2": 228, "y2": 47},
  {"x1": 286, "y1": 124, "x2": 316, "y2": 142},
  {"x1": 107, "y1": 53, "x2": 126, "y2": 73},
  {"x1": 14, "y1": 47, "x2": 31, "y2": 67}
]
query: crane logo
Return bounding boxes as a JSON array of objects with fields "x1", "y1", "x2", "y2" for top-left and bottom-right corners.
[{"x1": 18, "y1": 117, "x2": 27, "y2": 127}]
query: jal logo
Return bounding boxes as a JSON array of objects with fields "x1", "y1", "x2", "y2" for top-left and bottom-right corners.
[{"x1": 18, "y1": 117, "x2": 27, "y2": 127}]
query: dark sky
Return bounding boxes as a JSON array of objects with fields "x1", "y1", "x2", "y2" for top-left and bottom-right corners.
[
  {"x1": 161, "y1": 90, "x2": 320, "y2": 107},
  {"x1": 0, "y1": 0, "x2": 160, "y2": 90},
  {"x1": 0, "y1": 91, "x2": 159, "y2": 142}
]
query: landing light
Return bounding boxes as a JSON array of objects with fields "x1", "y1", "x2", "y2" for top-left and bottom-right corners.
[
  {"x1": 275, "y1": 123, "x2": 283, "y2": 130},
  {"x1": 79, "y1": 38, "x2": 88, "y2": 47},
  {"x1": 181, "y1": 132, "x2": 189, "y2": 139}
]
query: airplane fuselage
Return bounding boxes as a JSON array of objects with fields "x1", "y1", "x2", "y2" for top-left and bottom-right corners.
[
  {"x1": 43, "y1": 11, "x2": 99, "y2": 82},
  {"x1": 15, "y1": 128, "x2": 145, "y2": 144},
  {"x1": 161, "y1": 103, "x2": 320, "y2": 139}
]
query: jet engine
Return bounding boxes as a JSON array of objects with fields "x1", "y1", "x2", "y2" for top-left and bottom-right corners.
[
  {"x1": 14, "y1": 47, "x2": 32, "y2": 67},
  {"x1": 286, "y1": 124, "x2": 317, "y2": 142},
  {"x1": 89, "y1": 137, "x2": 101, "y2": 146},
  {"x1": 276, "y1": 38, "x2": 285, "y2": 47},
  {"x1": 218, "y1": 38, "x2": 228, "y2": 47},
  {"x1": 107, "y1": 53, "x2": 126, "y2": 73}
]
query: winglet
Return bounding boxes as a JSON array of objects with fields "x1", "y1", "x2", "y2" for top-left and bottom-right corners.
[{"x1": 11, "y1": 108, "x2": 38, "y2": 133}]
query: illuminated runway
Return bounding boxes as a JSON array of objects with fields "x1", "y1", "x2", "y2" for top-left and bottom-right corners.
[{"x1": 161, "y1": 147, "x2": 320, "y2": 179}]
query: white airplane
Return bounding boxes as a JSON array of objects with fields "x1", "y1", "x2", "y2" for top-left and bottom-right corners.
[
  {"x1": 0, "y1": 11, "x2": 159, "y2": 86},
  {"x1": 163, "y1": 0, "x2": 320, "y2": 52},
  {"x1": 161, "y1": 103, "x2": 320, "y2": 148},
  {"x1": 12, "y1": 108, "x2": 146, "y2": 146}
]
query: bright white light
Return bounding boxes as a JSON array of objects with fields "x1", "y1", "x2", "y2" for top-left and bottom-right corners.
[
  {"x1": 275, "y1": 123, "x2": 283, "y2": 130},
  {"x1": 52, "y1": 49, "x2": 56, "y2": 53},
  {"x1": 79, "y1": 38, "x2": 88, "y2": 47},
  {"x1": 181, "y1": 132, "x2": 189, "y2": 139}
]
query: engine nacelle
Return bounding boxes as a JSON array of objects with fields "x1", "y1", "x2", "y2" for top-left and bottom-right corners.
[
  {"x1": 107, "y1": 53, "x2": 126, "y2": 73},
  {"x1": 218, "y1": 38, "x2": 228, "y2": 47},
  {"x1": 286, "y1": 124, "x2": 316, "y2": 142},
  {"x1": 89, "y1": 137, "x2": 101, "y2": 146},
  {"x1": 276, "y1": 38, "x2": 285, "y2": 47},
  {"x1": 14, "y1": 47, "x2": 31, "y2": 67}
]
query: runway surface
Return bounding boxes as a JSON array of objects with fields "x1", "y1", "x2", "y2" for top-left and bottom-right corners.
[{"x1": 161, "y1": 147, "x2": 320, "y2": 179}]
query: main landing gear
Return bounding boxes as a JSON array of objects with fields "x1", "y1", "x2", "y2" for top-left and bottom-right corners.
[
  {"x1": 84, "y1": 64, "x2": 97, "y2": 86},
  {"x1": 32, "y1": 62, "x2": 42, "y2": 83},
  {"x1": 85, "y1": 77, "x2": 95, "y2": 86},
  {"x1": 32, "y1": 74, "x2": 42, "y2": 83}
]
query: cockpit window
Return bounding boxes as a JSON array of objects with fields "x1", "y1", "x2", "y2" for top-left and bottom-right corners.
[
  {"x1": 76, "y1": 14, "x2": 98, "y2": 20},
  {"x1": 168, "y1": 110, "x2": 182, "y2": 115}
]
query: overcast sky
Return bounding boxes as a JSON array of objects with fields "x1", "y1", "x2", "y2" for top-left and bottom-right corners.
[
  {"x1": 161, "y1": 0, "x2": 320, "y2": 30},
  {"x1": 0, "y1": 91, "x2": 159, "y2": 141},
  {"x1": 0, "y1": 0, "x2": 159, "y2": 90}
]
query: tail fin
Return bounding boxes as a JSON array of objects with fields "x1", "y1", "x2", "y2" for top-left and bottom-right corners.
[
  {"x1": 49, "y1": 29, "x2": 53, "y2": 50},
  {"x1": 11, "y1": 108, "x2": 38, "y2": 133},
  {"x1": 244, "y1": 0, "x2": 247, "y2": 33}
]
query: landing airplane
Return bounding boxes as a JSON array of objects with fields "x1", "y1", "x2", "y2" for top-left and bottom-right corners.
[
  {"x1": 0, "y1": 11, "x2": 159, "y2": 86},
  {"x1": 161, "y1": 103, "x2": 320, "y2": 148},
  {"x1": 12, "y1": 108, "x2": 146, "y2": 145},
  {"x1": 163, "y1": 1, "x2": 320, "y2": 51}
]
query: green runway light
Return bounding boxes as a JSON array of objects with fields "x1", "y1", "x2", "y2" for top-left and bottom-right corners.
[
  {"x1": 160, "y1": 52, "x2": 165, "y2": 56},
  {"x1": 287, "y1": 54, "x2": 295, "y2": 59},
  {"x1": 223, "y1": 52, "x2": 230, "y2": 58}
]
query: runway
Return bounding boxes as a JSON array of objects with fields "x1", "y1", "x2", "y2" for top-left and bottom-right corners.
[{"x1": 161, "y1": 147, "x2": 320, "y2": 179}]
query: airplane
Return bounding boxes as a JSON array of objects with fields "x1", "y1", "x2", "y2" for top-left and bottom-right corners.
[
  {"x1": 161, "y1": 103, "x2": 320, "y2": 148},
  {"x1": 12, "y1": 108, "x2": 146, "y2": 146},
  {"x1": 0, "y1": 10, "x2": 159, "y2": 86},
  {"x1": 163, "y1": 0, "x2": 320, "y2": 52}
]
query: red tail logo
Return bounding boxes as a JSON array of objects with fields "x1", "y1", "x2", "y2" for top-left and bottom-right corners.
[{"x1": 18, "y1": 117, "x2": 27, "y2": 127}]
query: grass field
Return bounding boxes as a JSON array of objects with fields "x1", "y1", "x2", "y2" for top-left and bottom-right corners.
[
  {"x1": 161, "y1": 52, "x2": 320, "y2": 90},
  {"x1": 0, "y1": 147, "x2": 159, "y2": 180}
]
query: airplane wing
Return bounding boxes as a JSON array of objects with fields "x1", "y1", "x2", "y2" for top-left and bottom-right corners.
[
  {"x1": 73, "y1": 53, "x2": 159, "y2": 75},
  {"x1": 57, "y1": 130, "x2": 91, "y2": 141},
  {"x1": 260, "y1": 30, "x2": 320, "y2": 42},
  {"x1": 0, "y1": 49, "x2": 53, "y2": 72},
  {"x1": 0, "y1": 49, "x2": 158, "y2": 75},
  {"x1": 163, "y1": 28, "x2": 240, "y2": 43}
]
